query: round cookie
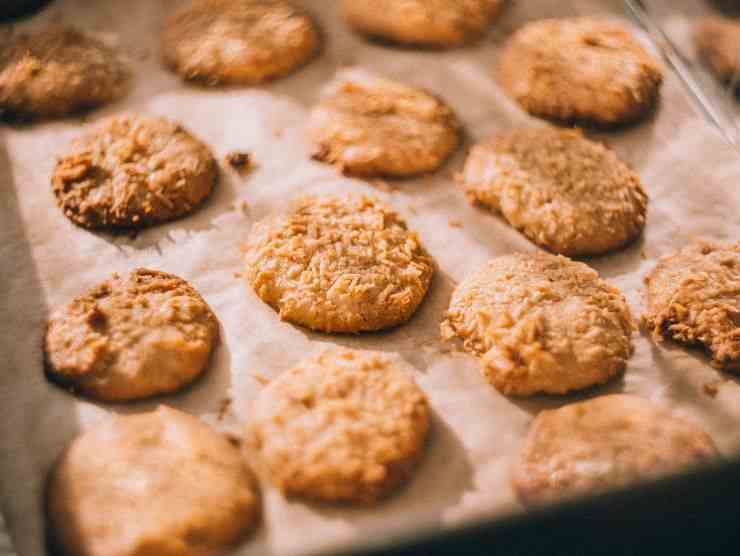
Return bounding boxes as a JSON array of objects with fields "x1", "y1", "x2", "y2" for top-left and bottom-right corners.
[
  {"x1": 45, "y1": 268, "x2": 219, "y2": 402},
  {"x1": 340, "y1": 0, "x2": 503, "y2": 48},
  {"x1": 244, "y1": 194, "x2": 435, "y2": 333},
  {"x1": 161, "y1": 0, "x2": 320, "y2": 85},
  {"x1": 441, "y1": 252, "x2": 634, "y2": 396},
  {"x1": 459, "y1": 127, "x2": 648, "y2": 257},
  {"x1": 307, "y1": 73, "x2": 460, "y2": 177},
  {"x1": 52, "y1": 113, "x2": 217, "y2": 230},
  {"x1": 497, "y1": 17, "x2": 663, "y2": 127},
  {"x1": 512, "y1": 394, "x2": 719, "y2": 506},
  {"x1": 247, "y1": 348, "x2": 430, "y2": 503},
  {"x1": 643, "y1": 240, "x2": 740, "y2": 371},
  {"x1": 47, "y1": 406, "x2": 260, "y2": 556},
  {"x1": 0, "y1": 26, "x2": 129, "y2": 120},
  {"x1": 694, "y1": 17, "x2": 740, "y2": 83}
]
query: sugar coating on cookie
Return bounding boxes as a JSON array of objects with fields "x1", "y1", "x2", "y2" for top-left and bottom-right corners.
[
  {"x1": 643, "y1": 241, "x2": 740, "y2": 371},
  {"x1": 0, "y1": 26, "x2": 129, "y2": 120},
  {"x1": 497, "y1": 17, "x2": 663, "y2": 126},
  {"x1": 45, "y1": 269, "x2": 219, "y2": 401},
  {"x1": 340, "y1": 0, "x2": 503, "y2": 48},
  {"x1": 512, "y1": 395, "x2": 718, "y2": 506},
  {"x1": 247, "y1": 348, "x2": 430, "y2": 503},
  {"x1": 460, "y1": 127, "x2": 648, "y2": 257},
  {"x1": 308, "y1": 73, "x2": 460, "y2": 177},
  {"x1": 52, "y1": 113, "x2": 217, "y2": 230},
  {"x1": 161, "y1": 0, "x2": 320, "y2": 85},
  {"x1": 244, "y1": 194, "x2": 434, "y2": 333},
  {"x1": 441, "y1": 253, "x2": 633, "y2": 396},
  {"x1": 694, "y1": 17, "x2": 740, "y2": 83},
  {"x1": 46, "y1": 406, "x2": 260, "y2": 556}
]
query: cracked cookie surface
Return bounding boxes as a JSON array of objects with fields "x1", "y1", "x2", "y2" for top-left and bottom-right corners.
[
  {"x1": 441, "y1": 252, "x2": 633, "y2": 396},
  {"x1": 52, "y1": 113, "x2": 217, "y2": 230},
  {"x1": 247, "y1": 348, "x2": 430, "y2": 503},
  {"x1": 244, "y1": 194, "x2": 434, "y2": 333},
  {"x1": 512, "y1": 395, "x2": 718, "y2": 506},
  {"x1": 643, "y1": 240, "x2": 740, "y2": 371},
  {"x1": 459, "y1": 127, "x2": 648, "y2": 257},
  {"x1": 45, "y1": 269, "x2": 219, "y2": 401}
]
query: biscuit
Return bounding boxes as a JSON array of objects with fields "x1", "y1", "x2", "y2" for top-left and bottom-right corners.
[
  {"x1": 0, "y1": 26, "x2": 129, "y2": 121},
  {"x1": 45, "y1": 268, "x2": 219, "y2": 402},
  {"x1": 643, "y1": 240, "x2": 740, "y2": 371},
  {"x1": 307, "y1": 74, "x2": 460, "y2": 177},
  {"x1": 47, "y1": 406, "x2": 260, "y2": 556},
  {"x1": 694, "y1": 17, "x2": 740, "y2": 83},
  {"x1": 244, "y1": 194, "x2": 434, "y2": 333},
  {"x1": 497, "y1": 17, "x2": 663, "y2": 127},
  {"x1": 161, "y1": 0, "x2": 320, "y2": 85},
  {"x1": 52, "y1": 113, "x2": 217, "y2": 230},
  {"x1": 512, "y1": 394, "x2": 719, "y2": 506},
  {"x1": 247, "y1": 348, "x2": 430, "y2": 503},
  {"x1": 340, "y1": 0, "x2": 503, "y2": 48},
  {"x1": 459, "y1": 127, "x2": 648, "y2": 257},
  {"x1": 441, "y1": 252, "x2": 634, "y2": 396}
]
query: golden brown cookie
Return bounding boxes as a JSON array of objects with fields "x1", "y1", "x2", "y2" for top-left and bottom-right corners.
[
  {"x1": 459, "y1": 127, "x2": 648, "y2": 257},
  {"x1": 52, "y1": 113, "x2": 217, "y2": 230},
  {"x1": 643, "y1": 240, "x2": 740, "y2": 371},
  {"x1": 244, "y1": 194, "x2": 435, "y2": 333},
  {"x1": 441, "y1": 253, "x2": 634, "y2": 396},
  {"x1": 45, "y1": 269, "x2": 219, "y2": 402},
  {"x1": 247, "y1": 348, "x2": 430, "y2": 504},
  {"x1": 497, "y1": 17, "x2": 663, "y2": 127},
  {"x1": 512, "y1": 395, "x2": 719, "y2": 506},
  {"x1": 161, "y1": 0, "x2": 320, "y2": 85},
  {"x1": 340, "y1": 0, "x2": 503, "y2": 48},
  {"x1": 695, "y1": 17, "x2": 740, "y2": 83},
  {"x1": 0, "y1": 26, "x2": 129, "y2": 120},
  {"x1": 307, "y1": 73, "x2": 460, "y2": 177},
  {"x1": 47, "y1": 406, "x2": 260, "y2": 556}
]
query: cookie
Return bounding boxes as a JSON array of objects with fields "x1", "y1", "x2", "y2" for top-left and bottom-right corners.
[
  {"x1": 695, "y1": 17, "x2": 740, "y2": 83},
  {"x1": 643, "y1": 240, "x2": 740, "y2": 371},
  {"x1": 497, "y1": 17, "x2": 663, "y2": 127},
  {"x1": 307, "y1": 73, "x2": 460, "y2": 177},
  {"x1": 47, "y1": 406, "x2": 260, "y2": 556},
  {"x1": 512, "y1": 394, "x2": 719, "y2": 506},
  {"x1": 161, "y1": 0, "x2": 320, "y2": 85},
  {"x1": 441, "y1": 252, "x2": 633, "y2": 396},
  {"x1": 45, "y1": 268, "x2": 219, "y2": 401},
  {"x1": 244, "y1": 194, "x2": 434, "y2": 333},
  {"x1": 0, "y1": 26, "x2": 129, "y2": 120},
  {"x1": 247, "y1": 348, "x2": 430, "y2": 503},
  {"x1": 459, "y1": 127, "x2": 648, "y2": 257},
  {"x1": 340, "y1": 0, "x2": 503, "y2": 48},
  {"x1": 52, "y1": 113, "x2": 217, "y2": 230}
]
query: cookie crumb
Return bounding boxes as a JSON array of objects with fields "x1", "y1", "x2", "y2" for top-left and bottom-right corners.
[
  {"x1": 448, "y1": 219, "x2": 463, "y2": 228},
  {"x1": 233, "y1": 271, "x2": 243, "y2": 279},
  {"x1": 225, "y1": 432, "x2": 242, "y2": 447},
  {"x1": 252, "y1": 371, "x2": 270, "y2": 385},
  {"x1": 225, "y1": 151, "x2": 253, "y2": 174},
  {"x1": 704, "y1": 381, "x2": 721, "y2": 398},
  {"x1": 217, "y1": 397, "x2": 233, "y2": 420}
]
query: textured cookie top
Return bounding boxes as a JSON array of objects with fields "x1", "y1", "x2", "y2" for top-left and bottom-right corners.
[
  {"x1": 497, "y1": 17, "x2": 663, "y2": 126},
  {"x1": 47, "y1": 407, "x2": 260, "y2": 556},
  {"x1": 308, "y1": 74, "x2": 460, "y2": 177},
  {"x1": 643, "y1": 241, "x2": 740, "y2": 371},
  {"x1": 460, "y1": 127, "x2": 648, "y2": 256},
  {"x1": 45, "y1": 269, "x2": 219, "y2": 401},
  {"x1": 441, "y1": 252, "x2": 634, "y2": 396},
  {"x1": 161, "y1": 0, "x2": 320, "y2": 85},
  {"x1": 248, "y1": 348, "x2": 430, "y2": 503},
  {"x1": 694, "y1": 17, "x2": 740, "y2": 83},
  {"x1": 340, "y1": 0, "x2": 503, "y2": 48},
  {"x1": 0, "y1": 26, "x2": 129, "y2": 120},
  {"x1": 513, "y1": 394, "x2": 719, "y2": 506},
  {"x1": 52, "y1": 113, "x2": 217, "y2": 230},
  {"x1": 244, "y1": 194, "x2": 435, "y2": 333}
]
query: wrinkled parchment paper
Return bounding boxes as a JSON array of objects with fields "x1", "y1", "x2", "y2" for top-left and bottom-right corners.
[{"x1": 3, "y1": 1, "x2": 740, "y2": 555}]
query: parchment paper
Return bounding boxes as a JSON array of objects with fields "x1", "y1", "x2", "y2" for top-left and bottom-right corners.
[{"x1": 3, "y1": 1, "x2": 740, "y2": 555}]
